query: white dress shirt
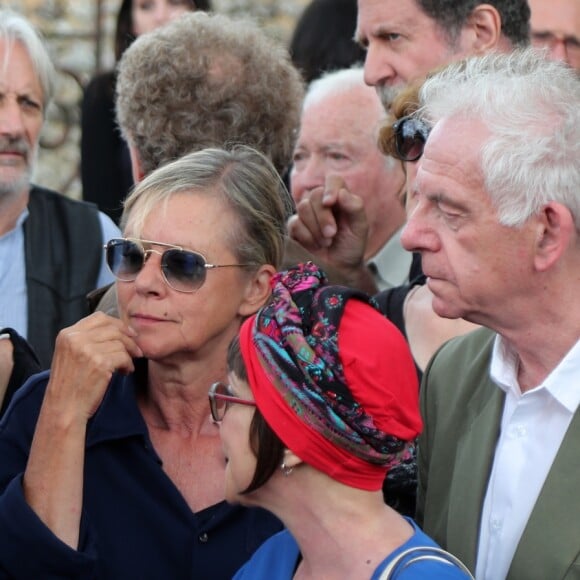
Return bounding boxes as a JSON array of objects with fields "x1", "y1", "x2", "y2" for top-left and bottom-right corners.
[{"x1": 475, "y1": 335, "x2": 580, "y2": 580}]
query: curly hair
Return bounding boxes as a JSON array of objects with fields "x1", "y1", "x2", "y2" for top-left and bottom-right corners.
[
  {"x1": 114, "y1": 0, "x2": 210, "y2": 62},
  {"x1": 116, "y1": 11, "x2": 304, "y2": 176},
  {"x1": 417, "y1": 0, "x2": 530, "y2": 47}
]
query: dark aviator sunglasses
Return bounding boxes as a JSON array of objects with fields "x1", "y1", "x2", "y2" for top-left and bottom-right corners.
[
  {"x1": 392, "y1": 115, "x2": 431, "y2": 162},
  {"x1": 104, "y1": 238, "x2": 254, "y2": 293}
]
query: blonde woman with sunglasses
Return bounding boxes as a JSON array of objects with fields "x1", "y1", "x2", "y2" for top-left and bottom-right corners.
[{"x1": 0, "y1": 146, "x2": 291, "y2": 578}]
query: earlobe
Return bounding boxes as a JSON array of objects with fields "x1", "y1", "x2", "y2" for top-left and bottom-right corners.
[
  {"x1": 282, "y1": 448, "x2": 303, "y2": 470},
  {"x1": 238, "y1": 264, "x2": 276, "y2": 317},
  {"x1": 465, "y1": 5, "x2": 502, "y2": 54},
  {"x1": 534, "y1": 203, "x2": 575, "y2": 272}
]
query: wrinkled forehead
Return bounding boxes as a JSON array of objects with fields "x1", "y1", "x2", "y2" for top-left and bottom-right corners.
[
  {"x1": 426, "y1": 114, "x2": 489, "y2": 154},
  {"x1": 418, "y1": 116, "x2": 488, "y2": 186}
]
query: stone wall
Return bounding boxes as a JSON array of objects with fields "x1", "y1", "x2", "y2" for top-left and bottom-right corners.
[{"x1": 7, "y1": 0, "x2": 309, "y2": 199}]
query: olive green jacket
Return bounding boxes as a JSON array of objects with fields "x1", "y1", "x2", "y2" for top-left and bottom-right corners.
[{"x1": 417, "y1": 327, "x2": 580, "y2": 579}]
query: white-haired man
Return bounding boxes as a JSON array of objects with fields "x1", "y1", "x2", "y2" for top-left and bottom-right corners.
[
  {"x1": 291, "y1": 67, "x2": 408, "y2": 290},
  {"x1": 0, "y1": 9, "x2": 119, "y2": 367},
  {"x1": 403, "y1": 48, "x2": 580, "y2": 580}
]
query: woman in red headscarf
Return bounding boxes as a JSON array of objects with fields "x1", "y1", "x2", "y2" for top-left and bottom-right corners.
[{"x1": 209, "y1": 262, "x2": 473, "y2": 579}]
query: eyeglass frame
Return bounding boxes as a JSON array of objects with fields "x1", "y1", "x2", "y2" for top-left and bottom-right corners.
[
  {"x1": 531, "y1": 31, "x2": 580, "y2": 63},
  {"x1": 391, "y1": 115, "x2": 431, "y2": 162},
  {"x1": 208, "y1": 381, "x2": 256, "y2": 422},
  {"x1": 104, "y1": 237, "x2": 255, "y2": 293}
]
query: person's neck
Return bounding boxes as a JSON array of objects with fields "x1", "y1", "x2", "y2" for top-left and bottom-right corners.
[
  {"x1": 270, "y1": 479, "x2": 413, "y2": 579},
  {"x1": 0, "y1": 187, "x2": 29, "y2": 236},
  {"x1": 514, "y1": 326, "x2": 579, "y2": 393},
  {"x1": 494, "y1": 284, "x2": 580, "y2": 393},
  {"x1": 139, "y1": 355, "x2": 227, "y2": 436}
]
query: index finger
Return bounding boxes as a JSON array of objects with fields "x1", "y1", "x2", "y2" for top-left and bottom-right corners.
[{"x1": 322, "y1": 174, "x2": 347, "y2": 206}]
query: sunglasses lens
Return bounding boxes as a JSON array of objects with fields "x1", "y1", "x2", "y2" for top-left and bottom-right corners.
[
  {"x1": 162, "y1": 249, "x2": 206, "y2": 292},
  {"x1": 396, "y1": 118, "x2": 429, "y2": 162},
  {"x1": 106, "y1": 239, "x2": 144, "y2": 281}
]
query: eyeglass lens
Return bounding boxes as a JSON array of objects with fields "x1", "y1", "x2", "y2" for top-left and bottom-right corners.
[
  {"x1": 105, "y1": 239, "x2": 207, "y2": 292},
  {"x1": 209, "y1": 382, "x2": 256, "y2": 422},
  {"x1": 209, "y1": 382, "x2": 230, "y2": 422}
]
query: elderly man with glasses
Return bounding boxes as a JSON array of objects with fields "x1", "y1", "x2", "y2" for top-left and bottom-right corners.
[{"x1": 528, "y1": 0, "x2": 580, "y2": 71}]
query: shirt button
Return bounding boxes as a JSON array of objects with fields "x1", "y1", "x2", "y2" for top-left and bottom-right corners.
[
  {"x1": 198, "y1": 533, "x2": 209, "y2": 543},
  {"x1": 491, "y1": 518, "x2": 502, "y2": 533}
]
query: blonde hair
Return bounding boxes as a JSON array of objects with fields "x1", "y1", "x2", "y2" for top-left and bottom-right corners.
[{"x1": 122, "y1": 146, "x2": 294, "y2": 269}]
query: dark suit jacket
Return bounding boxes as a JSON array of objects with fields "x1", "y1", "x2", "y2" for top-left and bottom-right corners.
[
  {"x1": 417, "y1": 327, "x2": 580, "y2": 579},
  {"x1": 24, "y1": 186, "x2": 103, "y2": 368}
]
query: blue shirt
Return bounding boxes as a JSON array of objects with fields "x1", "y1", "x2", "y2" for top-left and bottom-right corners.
[
  {"x1": 234, "y1": 518, "x2": 472, "y2": 579},
  {"x1": 0, "y1": 207, "x2": 119, "y2": 337},
  {"x1": 0, "y1": 364, "x2": 282, "y2": 578}
]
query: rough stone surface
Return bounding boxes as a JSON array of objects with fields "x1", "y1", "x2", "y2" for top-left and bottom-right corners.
[{"x1": 8, "y1": 0, "x2": 308, "y2": 199}]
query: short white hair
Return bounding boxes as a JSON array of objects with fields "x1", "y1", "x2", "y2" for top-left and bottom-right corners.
[
  {"x1": 419, "y1": 48, "x2": 580, "y2": 230},
  {"x1": 303, "y1": 66, "x2": 366, "y2": 110},
  {"x1": 302, "y1": 67, "x2": 397, "y2": 171},
  {"x1": 0, "y1": 8, "x2": 55, "y2": 111}
]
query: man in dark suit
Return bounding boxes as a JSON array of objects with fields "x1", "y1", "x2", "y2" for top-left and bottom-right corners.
[{"x1": 402, "y1": 49, "x2": 580, "y2": 580}]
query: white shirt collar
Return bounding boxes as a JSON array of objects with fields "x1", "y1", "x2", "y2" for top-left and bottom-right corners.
[
  {"x1": 0, "y1": 207, "x2": 29, "y2": 241},
  {"x1": 491, "y1": 334, "x2": 580, "y2": 413},
  {"x1": 366, "y1": 228, "x2": 412, "y2": 290}
]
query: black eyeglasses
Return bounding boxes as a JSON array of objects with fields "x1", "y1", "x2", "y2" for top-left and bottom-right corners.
[
  {"x1": 208, "y1": 381, "x2": 256, "y2": 422},
  {"x1": 531, "y1": 31, "x2": 580, "y2": 66},
  {"x1": 392, "y1": 115, "x2": 431, "y2": 162},
  {"x1": 105, "y1": 238, "x2": 253, "y2": 293}
]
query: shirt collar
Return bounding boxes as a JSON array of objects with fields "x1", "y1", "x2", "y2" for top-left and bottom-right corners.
[
  {"x1": 366, "y1": 228, "x2": 412, "y2": 289},
  {"x1": 0, "y1": 207, "x2": 29, "y2": 241},
  {"x1": 491, "y1": 334, "x2": 580, "y2": 413},
  {"x1": 86, "y1": 358, "x2": 150, "y2": 447}
]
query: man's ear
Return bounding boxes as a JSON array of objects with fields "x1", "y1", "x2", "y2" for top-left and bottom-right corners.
[
  {"x1": 534, "y1": 202, "x2": 576, "y2": 272},
  {"x1": 128, "y1": 142, "x2": 146, "y2": 183},
  {"x1": 238, "y1": 264, "x2": 276, "y2": 317},
  {"x1": 459, "y1": 4, "x2": 503, "y2": 55}
]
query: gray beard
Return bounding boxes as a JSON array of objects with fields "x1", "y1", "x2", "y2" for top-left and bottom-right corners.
[
  {"x1": 0, "y1": 142, "x2": 37, "y2": 199},
  {"x1": 375, "y1": 84, "x2": 405, "y2": 111},
  {"x1": 0, "y1": 168, "x2": 31, "y2": 199}
]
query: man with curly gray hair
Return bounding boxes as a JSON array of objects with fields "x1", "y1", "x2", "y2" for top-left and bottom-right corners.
[
  {"x1": 91, "y1": 11, "x2": 311, "y2": 314},
  {"x1": 116, "y1": 11, "x2": 303, "y2": 179},
  {"x1": 93, "y1": 11, "x2": 355, "y2": 313}
]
